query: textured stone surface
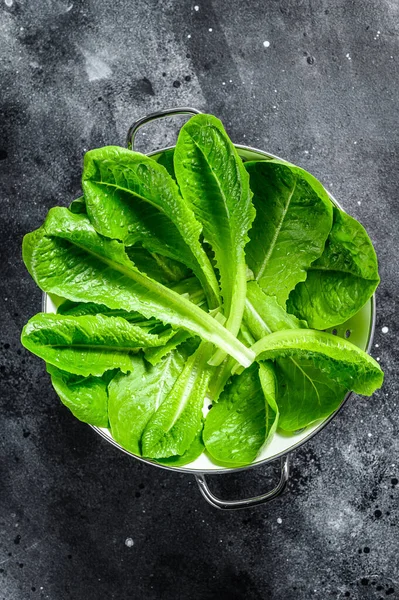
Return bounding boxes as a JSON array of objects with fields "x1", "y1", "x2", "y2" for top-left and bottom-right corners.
[{"x1": 0, "y1": 1, "x2": 398, "y2": 598}]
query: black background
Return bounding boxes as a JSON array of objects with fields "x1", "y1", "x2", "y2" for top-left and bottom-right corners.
[{"x1": 1, "y1": 1, "x2": 398, "y2": 598}]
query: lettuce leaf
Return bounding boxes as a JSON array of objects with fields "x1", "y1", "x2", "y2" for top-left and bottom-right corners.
[
  {"x1": 82, "y1": 146, "x2": 220, "y2": 309},
  {"x1": 244, "y1": 282, "x2": 381, "y2": 430},
  {"x1": 47, "y1": 364, "x2": 115, "y2": 427},
  {"x1": 174, "y1": 114, "x2": 255, "y2": 356},
  {"x1": 252, "y1": 329, "x2": 383, "y2": 396},
  {"x1": 203, "y1": 362, "x2": 278, "y2": 466},
  {"x1": 142, "y1": 342, "x2": 214, "y2": 458},
  {"x1": 154, "y1": 425, "x2": 205, "y2": 467},
  {"x1": 287, "y1": 206, "x2": 380, "y2": 328},
  {"x1": 126, "y1": 246, "x2": 190, "y2": 284},
  {"x1": 273, "y1": 358, "x2": 347, "y2": 431},
  {"x1": 108, "y1": 341, "x2": 197, "y2": 456},
  {"x1": 245, "y1": 160, "x2": 333, "y2": 305},
  {"x1": 22, "y1": 208, "x2": 254, "y2": 367},
  {"x1": 21, "y1": 312, "x2": 172, "y2": 377}
]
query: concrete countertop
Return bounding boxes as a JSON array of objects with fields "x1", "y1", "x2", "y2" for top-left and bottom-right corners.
[{"x1": 0, "y1": 1, "x2": 398, "y2": 598}]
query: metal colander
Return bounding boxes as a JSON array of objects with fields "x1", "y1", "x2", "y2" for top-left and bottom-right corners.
[{"x1": 43, "y1": 107, "x2": 376, "y2": 509}]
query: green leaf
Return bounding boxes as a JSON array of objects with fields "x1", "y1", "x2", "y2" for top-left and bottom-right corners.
[
  {"x1": 252, "y1": 329, "x2": 384, "y2": 396},
  {"x1": 47, "y1": 364, "x2": 114, "y2": 427},
  {"x1": 244, "y1": 160, "x2": 333, "y2": 305},
  {"x1": 58, "y1": 299, "x2": 149, "y2": 323},
  {"x1": 142, "y1": 342, "x2": 214, "y2": 458},
  {"x1": 273, "y1": 358, "x2": 347, "y2": 431},
  {"x1": 108, "y1": 342, "x2": 196, "y2": 456},
  {"x1": 58, "y1": 300, "x2": 177, "y2": 348},
  {"x1": 174, "y1": 114, "x2": 255, "y2": 344},
  {"x1": 68, "y1": 196, "x2": 86, "y2": 214},
  {"x1": 207, "y1": 325, "x2": 256, "y2": 403},
  {"x1": 244, "y1": 282, "x2": 346, "y2": 430},
  {"x1": 21, "y1": 312, "x2": 170, "y2": 377},
  {"x1": 154, "y1": 425, "x2": 205, "y2": 467},
  {"x1": 126, "y1": 246, "x2": 190, "y2": 284},
  {"x1": 22, "y1": 208, "x2": 255, "y2": 367},
  {"x1": 244, "y1": 283, "x2": 382, "y2": 429},
  {"x1": 144, "y1": 330, "x2": 193, "y2": 365},
  {"x1": 58, "y1": 276, "x2": 205, "y2": 339},
  {"x1": 287, "y1": 206, "x2": 380, "y2": 328},
  {"x1": 203, "y1": 363, "x2": 278, "y2": 467},
  {"x1": 154, "y1": 148, "x2": 177, "y2": 181},
  {"x1": 244, "y1": 281, "x2": 306, "y2": 339},
  {"x1": 82, "y1": 146, "x2": 220, "y2": 309}
]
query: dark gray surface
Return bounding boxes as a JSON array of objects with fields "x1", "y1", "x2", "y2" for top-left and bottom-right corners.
[{"x1": 1, "y1": 1, "x2": 398, "y2": 598}]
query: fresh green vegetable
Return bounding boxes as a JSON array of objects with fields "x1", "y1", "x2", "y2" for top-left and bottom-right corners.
[
  {"x1": 21, "y1": 112, "x2": 383, "y2": 469},
  {"x1": 252, "y1": 329, "x2": 383, "y2": 396},
  {"x1": 287, "y1": 206, "x2": 380, "y2": 329},
  {"x1": 245, "y1": 160, "x2": 333, "y2": 305},
  {"x1": 273, "y1": 358, "x2": 347, "y2": 431},
  {"x1": 144, "y1": 330, "x2": 193, "y2": 366},
  {"x1": 47, "y1": 364, "x2": 115, "y2": 427},
  {"x1": 126, "y1": 246, "x2": 190, "y2": 284},
  {"x1": 82, "y1": 146, "x2": 220, "y2": 309},
  {"x1": 203, "y1": 362, "x2": 278, "y2": 466},
  {"x1": 68, "y1": 196, "x2": 86, "y2": 214},
  {"x1": 154, "y1": 426, "x2": 205, "y2": 467},
  {"x1": 244, "y1": 281, "x2": 306, "y2": 337},
  {"x1": 23, "y1": 208, "x2": 254, "y2": 367},
  {"x1": 21, "y1": 312, "x2": 172, "y2": 377},
  {"x1": 142, "y1": 342, "x2": 213, "y2": 458},
  {"x1": 154, "y1": 148, "x2": 177, "y2": 181},
  {"x1": 243, "y1": 282, "x2": 348, "y2": 430},
  {"x1": 108, "y1": 340, "x2": 197, "y2": 456},
  {"x1": 174, "y1": 115, "x2": 255, "y2": 358}
]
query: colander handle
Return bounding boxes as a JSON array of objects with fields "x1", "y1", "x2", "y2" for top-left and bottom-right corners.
[
  {"x1": 195, "y1": 455, "x2": 290, "y2": 510},
  {"x1": 126, "y1": 107, "x2": 202, "y2": 151}
]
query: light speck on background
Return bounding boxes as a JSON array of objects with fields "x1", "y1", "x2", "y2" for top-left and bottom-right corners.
[
  {"x1": 277, "y1": 518, "x2": 282, "y2": 524},
  {"x1": 357, "y1": 200, "x2": 361, "y2": 205},
  {"x1": 82, "y1": 51, "x2": 112, "y2": 82},
  {"x1": 382, "y1": 326, "x2": 389, "y2": 333},
  {"x1": 194, "y1": 5, "x2": 199, "y2": 10},
  {"x1": 346, "y1": 53, "x2": 351, "y2": 60},
  {"x1": 125, "y1": 538, "x2": 134, "y2": 547},
  {"x1": 187, "y1": 34, "x2": 191, "y2": 38},
  {"x1": 209, "y1": 28, "x2": 213, "y2": 32},
  {"x1": 263, "y1": 41, "x2": 270, "y2": 48},
  {"x1": 5, "y1": 0, "x2": 13, "y2": 6}
]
